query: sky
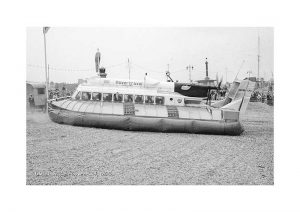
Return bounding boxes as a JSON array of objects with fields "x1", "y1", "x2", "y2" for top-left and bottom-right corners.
[{"x1": 26, "y1": 27, "x2": 273, "y2": 83}]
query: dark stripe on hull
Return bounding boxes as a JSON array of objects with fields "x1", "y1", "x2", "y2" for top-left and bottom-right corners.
[{"x1": 48, "y1": 107, "x2": 244, "y2": 135}]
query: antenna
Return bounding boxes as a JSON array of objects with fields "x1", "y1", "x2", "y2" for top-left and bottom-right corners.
[{"x1": 128, "y1": 58, "x2": 131, "y2": 81}]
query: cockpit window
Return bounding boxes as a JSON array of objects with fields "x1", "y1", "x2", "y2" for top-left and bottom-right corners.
[
  {"x1": 145, "y1": 96, "x2": 154, "y2": 104},
  {"x1": 103, "y1": 93, "x2": 112, "y2": 102},
  {"x1": 75, "y1": 91, "x2": 81, "y2": 100},
  {"x1": 82, "y1": 92, "x2": 91, "y2": 101},
  {"x1": 155, "y1": 96, "x2": 164, "y2": 105},
  {"x1": 92, "y1": 92, "x2": 102, "y2": 101},
  {"x1": 114, "y1": 93, "x2": 123, "y2": 102},
  {"x1": 124, "y1": 94, "x2": 133, "y2": 103},
  {"x1": 134, "y1": 95, "x2": 144, "y2": 104}
]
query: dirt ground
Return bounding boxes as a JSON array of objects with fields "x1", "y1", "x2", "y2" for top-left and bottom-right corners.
[{"x1": 26, "y1": 102, "x2": 273, "y2": 185}]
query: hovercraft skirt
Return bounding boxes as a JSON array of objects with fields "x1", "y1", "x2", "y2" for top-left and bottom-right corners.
[{"x1": 48, "y1": 107, "x2": 244, "y2": 135}]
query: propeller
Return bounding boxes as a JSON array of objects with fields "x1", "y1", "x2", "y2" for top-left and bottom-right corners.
[{"x1": 218, "y1": 75, "x2": 223, "y2": 90}]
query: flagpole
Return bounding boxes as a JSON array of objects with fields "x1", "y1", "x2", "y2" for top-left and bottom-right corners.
[{"x1": 43, "y1": 27, "x2": 49, "y2": 112}]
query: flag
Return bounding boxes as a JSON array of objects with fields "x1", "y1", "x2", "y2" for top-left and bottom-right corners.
[{"x1": 43, "y1": 27, "x2": 50, "y2": 34}]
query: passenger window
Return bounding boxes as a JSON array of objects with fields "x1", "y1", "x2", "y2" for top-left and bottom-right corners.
[
  {"x1": 75, "y1": 91, "x2": 81, "y2": 100},
  {"x1": 92, "y1": 92, "x2": 101, "y2": 101},
  {"x1": 145, "y1": 96, "x2": 154, "y2": 104},
  {"x1": 184, "y1": 99, "x2": 201, "y2": 105},
  {"x1": 103, "y1": 93, "x2": 112, "y2": 102},
  {"x1": 114, "y1": 93, "x2": 123, "y2": 102},
  {"x1": 82, "y1": 92, "x2": 91, "y2": 101},
  {"x1": 124, "y1": 94, "x2": 133, "y2": 103},
  {"x1": 134, "y1": 95, "x2": 144, "y2": 104},
  {"x1": 155, "y1": 96, "x2": 165, "y2": 105}
]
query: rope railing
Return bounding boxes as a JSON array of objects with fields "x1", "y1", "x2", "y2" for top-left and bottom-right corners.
[{"x1": 27, "y1": 63, "x2": 235, "y2": 79}]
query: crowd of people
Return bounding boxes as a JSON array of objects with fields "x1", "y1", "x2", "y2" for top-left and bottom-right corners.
[
  {"x1": 27, "y1": 86, "x2": 75, "y2": 113},
  {"x1": 250, "y1": 90, "x2": 274, "y2": 105},
  {"x1": 48, "y1": 87, "x2": 72, "y2": 100},
  {"x1": 208, "y1": 89, "x2": 227, "y2": 101},
  {"x1": 207, "y1": 87, "x2": 274, "y2": 106}
]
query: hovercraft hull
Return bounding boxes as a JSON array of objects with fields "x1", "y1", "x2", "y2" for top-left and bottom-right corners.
[{"x1": 48, "y1": 103, "x2": 244, "y2": 135}]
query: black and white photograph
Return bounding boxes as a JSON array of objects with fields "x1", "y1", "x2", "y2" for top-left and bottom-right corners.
[
  {"x1": 2, "y1": 0, "x2": 300, "y2": 212},
  {"x1": 26, "y1": 27, "x2": 274, "y2": 185}
]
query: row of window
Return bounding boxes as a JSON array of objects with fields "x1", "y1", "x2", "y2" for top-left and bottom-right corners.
[{"x1": 75, "y1": 91, "x2": 165, "y2": 105}]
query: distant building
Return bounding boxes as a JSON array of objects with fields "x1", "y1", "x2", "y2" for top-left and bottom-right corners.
[
  {"x1": 26, "y1": 82, "x2": 47, "y2": 109},
  {"x1": 193, "y1": 58, "x2": 217, "y2": 87},
  {"x1": 245, "y1": 77, "x2": 269, "y2": 89}
]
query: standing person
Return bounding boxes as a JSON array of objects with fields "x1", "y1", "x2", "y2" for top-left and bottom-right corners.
[
  {"x1": 206, "y1": 90, "x2": 212, "y2": 105},
  {"x1": 62, "y1": 86, "x2": 66, "y2": 97},
  {"x1": 28, "y1": 94, "x2": 35, "y2": 113},
  {"x1": 55, "y1": 88, "x2": 59, "y2": 98},
  {"x1": 49, "y1": 91, "x2": 53, "y2": 99},
  {"x1": 95, "y1": 48, "x2": 101, "y2": 74}
]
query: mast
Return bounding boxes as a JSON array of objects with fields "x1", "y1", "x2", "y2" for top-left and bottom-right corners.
[
  {"x1": 257, "y1": 35, "x2": 260, "y2": 86},
  {"x1": 43, "y1": 27, "x2": 50, "y2": 112},
  {"x1": 205, "y1": 58, "x2": 209, "y2": 80}
]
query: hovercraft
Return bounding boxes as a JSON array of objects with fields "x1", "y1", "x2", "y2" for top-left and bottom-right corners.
[{"x1": 48, "y1": 76, "x2": 255, "y2": 135}]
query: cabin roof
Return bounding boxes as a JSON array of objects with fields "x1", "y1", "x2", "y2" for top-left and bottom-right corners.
[{"x1": 76, "y1": 84, "x2": 184, "y2": 97}]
